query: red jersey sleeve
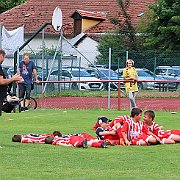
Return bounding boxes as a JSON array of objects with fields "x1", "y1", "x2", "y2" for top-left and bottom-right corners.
[{"x1": 121, "y1": 122, "x2": 128, "y2": 133}]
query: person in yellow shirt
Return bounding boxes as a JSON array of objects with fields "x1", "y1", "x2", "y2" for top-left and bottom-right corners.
[{"x1": 123, "y1": 59, "x2": 138, "y2": 110}]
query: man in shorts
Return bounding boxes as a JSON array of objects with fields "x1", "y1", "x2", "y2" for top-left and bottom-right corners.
[{"x1": 17, "y1": 53, "x2": 39, "y2": 111}]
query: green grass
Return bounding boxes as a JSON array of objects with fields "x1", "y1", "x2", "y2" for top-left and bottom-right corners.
[
  {"x1": 34, "y1": 89, "x2": 180, "y2": 99},
  {"x1": 0, "y1": 109, "x2": 180, "y2": 180}
]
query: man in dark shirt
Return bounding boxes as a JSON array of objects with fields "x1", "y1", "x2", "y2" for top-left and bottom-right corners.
[
  {"x1": 17, "y1": 53, "x2": 39, "y2": 111},
  {"x1": 0, "y1": 49, "x2": 22, "y2": 116}
]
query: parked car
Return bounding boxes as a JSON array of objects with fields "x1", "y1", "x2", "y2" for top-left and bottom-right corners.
[
  {"x1": 155, "y1": 66, "x2": 178, "y2": 90},
  {"x1": 48, "y1": 68, "x2": 103, "y2": 91},
  {"x1": 155, "y1": 66, "x2": 176, "y2": 77},
  {"x1": 171, "y1": 66, "x2": 180, "y2": 89},
  {"x1": 116, "y1": 68, "x2": 177, "y2": 91},
  {"x1": 86, "y1": 68, "x2": 123, "y2": 90},
  {"x1": 1, "y1": 65, "x2": 14, "y2": 78},
  {"x1": 116, "y1": 68, "x2": 158, "y2": 90}
]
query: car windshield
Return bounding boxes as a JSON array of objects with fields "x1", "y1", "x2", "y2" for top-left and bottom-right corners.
[
  {"x1": 173, "y1": 69, "x2": 180, "y2": 76},
  {"x1": 99, "y1": 69, "x2": 118, "y2": 78},
  {"x1": 138, "y1": 70, "x2": 155, "y2": 77},
  {"x1": 71, "y1": 70, "x2": 91, "y2": 77},
  {"x1": 156, "y1": 68, "x2": 174, "y2": 76}
]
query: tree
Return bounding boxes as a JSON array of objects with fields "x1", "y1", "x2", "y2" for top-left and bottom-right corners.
[
  {"x1": 96, "y1": 0, "x2": 145, "y2": 65},
  {"x1": 143, "y1": 0, "x2": 180, "y2": 51},
  {"x1": 113, "y1": 0, "x2": 138, "y2": 50},
  {"x1": 96, "y1": 33, "x2": 125, "y2": 67},
  {"x1": 0, "y1": 0, "x2": 27, "y2": 13}
]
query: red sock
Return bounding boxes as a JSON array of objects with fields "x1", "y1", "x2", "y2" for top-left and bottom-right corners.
[
  {"x1": 171, "y1": 130, "x2": 180, "y2": 136},
  {"x1": 91, "y1": 141, "x2": 103, "y2": 148}
]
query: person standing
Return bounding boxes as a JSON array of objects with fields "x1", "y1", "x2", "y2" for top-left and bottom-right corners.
[
  {"x1": 17, "y1": 53, "x2": 39, "y2": 111},
  {"x1": 123, "y1": 59, "x2": 138, "y2": 110},
  {"x1": 0, "y1": 49, "x2": 22, "y2": 116}
]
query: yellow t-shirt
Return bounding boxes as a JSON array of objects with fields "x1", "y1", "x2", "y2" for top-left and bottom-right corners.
[{"x1": 123, "y1": 67, "x2": 138, "y2": 92}]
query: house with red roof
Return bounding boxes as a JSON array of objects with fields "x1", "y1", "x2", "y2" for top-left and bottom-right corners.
[{"x1": 0, "y1": 0, "x2": 155, "y2": 67}]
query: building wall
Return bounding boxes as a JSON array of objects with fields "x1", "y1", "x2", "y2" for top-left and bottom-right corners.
[
  {"x1": 24, "y1": 36, "x2": 67, "y2": 52},
  {"x1": 82, "y1": 19, "x2": 100, "y2": 32},
  {"x1": 76, "y1": 36, "x2": 99, "y2": 67},
  {"x1": 2, "y1": 36, "x2": 99, "y2": 68}
]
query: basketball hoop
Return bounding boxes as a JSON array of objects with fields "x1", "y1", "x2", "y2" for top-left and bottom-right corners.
[{"x1": 52, "y1": 7, "x2": 62, "y2": 31}]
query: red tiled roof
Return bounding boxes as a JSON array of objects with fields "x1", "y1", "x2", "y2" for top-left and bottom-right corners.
[
  {"x1": 71, "y1": 10, "x2": 107, "y2": 20},
  {"x1": 0, "y1": 0, "x2": 156, "y2": 35}
]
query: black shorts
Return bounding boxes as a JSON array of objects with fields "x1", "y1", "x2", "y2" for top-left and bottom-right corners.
[{"x1": 19, "y1": 84, "x2": 32, "y2": 100}]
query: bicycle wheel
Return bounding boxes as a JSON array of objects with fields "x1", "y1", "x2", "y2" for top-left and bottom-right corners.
[
  {"x1": 28, "y1": 97, "x2": 37, "y2": 110},
  {"x1": 19, "y1": 97, "x2": 37, "y2": 112}
]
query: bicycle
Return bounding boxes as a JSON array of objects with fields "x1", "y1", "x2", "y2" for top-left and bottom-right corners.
[{"x1": 19, "y1": 97, "x2": 37, "y2": 112}]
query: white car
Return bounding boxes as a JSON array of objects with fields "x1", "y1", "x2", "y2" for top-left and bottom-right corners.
[{"x1": 48, "y1": 68, "x2": 103, "y2": 91}]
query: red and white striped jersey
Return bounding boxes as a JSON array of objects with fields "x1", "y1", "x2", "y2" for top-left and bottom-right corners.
[
  {"x1": 21, "y1": 134, "x2": 54, "y2": 144},
  {"x1": 52, "y1": 135, "x2": 72, "y2": 146},
  {"x1": 143, "y1": 121, "x2": 160, "y2": 134},
  {"x1": 109, "y1": 115, "x2": 130, "y2": 128},
  {"x1": 143, "y1": 121, "x2": 171, "y2": 138},
  {"x1": 121, "y1": 118, "x2": 148, "y2": 141}
]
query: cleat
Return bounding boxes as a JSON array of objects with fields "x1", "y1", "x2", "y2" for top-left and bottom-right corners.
[
  {"x1": 101, "y1": 140, "x2": 108, "y2": 148},
  {"x1": 111, "y1": 141, "x2": 117, "y2": 146},
  {"x1": 24, "y1": 107, "x2": 29, "y2": 112},
  {"x1": 20, "y1": 107, "x2": 25, "y2": 112},
  {"x1": 83, "y1": 139, "x2": 88, "y2": 148}
]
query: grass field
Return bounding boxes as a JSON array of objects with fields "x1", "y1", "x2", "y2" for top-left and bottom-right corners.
[{"x1": 0, "y1": 109, "x2": 180, "y2": 180}]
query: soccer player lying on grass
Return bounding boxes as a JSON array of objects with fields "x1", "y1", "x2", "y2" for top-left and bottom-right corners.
[
  {"x1": 121, "y1": 108, "x2": 160, "y2": 146},
  {"x1": 44, "y1": 133, "x2": 108, "y2": 148},
  {"x1": 95, "y1": 116, "x2": 124, "y2": 146},
  {"x1": 143, "y1": 110, "x2": 180, "y2": 144},
  {"x1": 12, "y1": 131, "x2": 62, "y2": 143},
  {"x1": 152, "y1": 124, "x2": 180, "y2": 136}
]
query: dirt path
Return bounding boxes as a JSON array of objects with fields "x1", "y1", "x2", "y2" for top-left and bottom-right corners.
[{"x1": 36, "y1": 97, "x2": 180, "y2": 111}]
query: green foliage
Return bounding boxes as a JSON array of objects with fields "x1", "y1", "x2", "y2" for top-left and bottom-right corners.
[
  {"x1": 137, "y1": 9, "x2": 155, "y2": 33},
  {"x1": 144, "y1": 0, "x2": 180, "y2": 51},
  {"x1": 0, "y1": 0, "x2": 27, "y2": 13},
  {"x1": 96, "y1": 0, "x2": 145, "y2": 65},
  {"x1": 30, "y1": 46, "x2": 59, "y2": 57},
  {"x1": 110, "y1": 0, "x2": 144, "y2": 51},
  {"x1": 0, "y1": 109, "x2": 180, "y2": 179},
  {"x1": 96, "y1": 32, "x2": 124, "y2": 65},
  {"x1": 34, "y1": 89, "x2": 180, "y2": 99}
]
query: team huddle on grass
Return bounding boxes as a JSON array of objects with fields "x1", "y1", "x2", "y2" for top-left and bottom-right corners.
[{"x1": 12, "y1": 108, "x2": 180, "y2": 147}]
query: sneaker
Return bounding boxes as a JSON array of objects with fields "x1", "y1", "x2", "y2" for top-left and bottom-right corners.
[
  {"x1": 101, "y1": 140, "x2": 108, "y2": 148},
  {"x1": 20, "y1": 107, "x2": 25, "y2": 112},
  {"x1": 82, "y1": 139, "x2": 88, "y2": 148},
  {"x1": 24, "y1": 107, "x2": 29, "y2": 111}
]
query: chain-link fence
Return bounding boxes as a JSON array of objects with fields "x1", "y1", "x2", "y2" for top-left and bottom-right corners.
[{"x1": 3, "y1": 48, "x2": 180, "y2": 108}]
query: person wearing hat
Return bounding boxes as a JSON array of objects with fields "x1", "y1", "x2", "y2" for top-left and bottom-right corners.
[
  {"x1": 95, "y1": 117, "x2": 120, "y2": 145},
  {"x1": 123, "y1": 59, "x2": 138, "y2": 110}
]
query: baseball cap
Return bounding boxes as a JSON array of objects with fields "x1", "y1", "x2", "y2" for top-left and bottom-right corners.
[{"x1": 98, "y1": 117, "x2": 110, "y2": 124}]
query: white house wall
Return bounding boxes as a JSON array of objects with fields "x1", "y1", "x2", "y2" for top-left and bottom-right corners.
[
  {"x1": 76, "y1": 37, "x2": 99, "y2": 68},
  {"x1": 24, "y1": 36, "x2": 66, "y2": 52},
  {"x1": 2, "y1": 36, "x2": 99, "y2": 68}
]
